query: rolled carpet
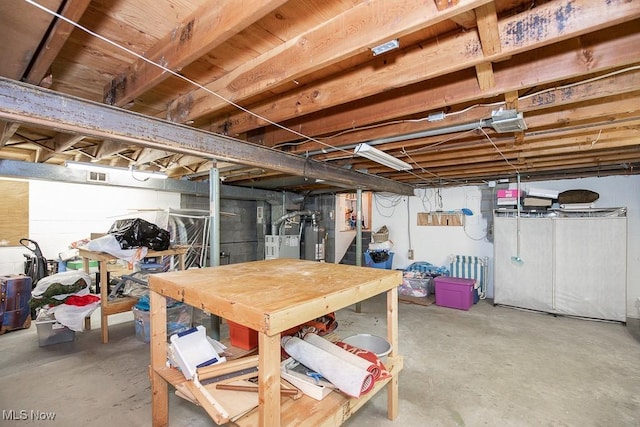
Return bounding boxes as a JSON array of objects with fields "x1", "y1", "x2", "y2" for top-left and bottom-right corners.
[{"x1": 281, "y1": 336, "x2": 374, "y2": 398}]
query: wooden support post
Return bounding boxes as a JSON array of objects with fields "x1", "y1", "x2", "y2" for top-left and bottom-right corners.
[
  {"x1": 258, "y1": 332, "x2": 281, "y2": 426},
  {"x1": 386, "y1": 286, "x2": 399, "y2": 420},
  {"x1": 150, "y1": 291, "x2": 168, "y2": 427}
]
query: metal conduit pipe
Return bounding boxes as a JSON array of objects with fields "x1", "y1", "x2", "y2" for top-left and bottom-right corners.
[
  {"x1": 271, "y1": 210, "x2": 317, "y2": 235},
  {"x1": 307, "y1": 120, "x2": 489, "y2": 157}
]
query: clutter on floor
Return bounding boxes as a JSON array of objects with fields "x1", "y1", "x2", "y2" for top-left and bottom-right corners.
[{"x1": 158, "y1": 310, "x2": 393, "y2": 424}]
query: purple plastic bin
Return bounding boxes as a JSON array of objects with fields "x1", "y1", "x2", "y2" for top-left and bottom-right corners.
[{"x1": 434, "y1": 276, "x2": 476, "y2": 311}]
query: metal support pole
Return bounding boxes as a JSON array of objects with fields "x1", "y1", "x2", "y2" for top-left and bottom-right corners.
[
  {"x1": 355, "y1": 188, "x2": 363, "y2": 313},
  {"x1": 208, "y1": 166, "x2": 221, "y2": 338}
]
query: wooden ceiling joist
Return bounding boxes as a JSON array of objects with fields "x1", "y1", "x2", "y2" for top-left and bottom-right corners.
[
  {"x1": 214, "y1": 5, "x2": 640, "y2": 142},
  {"x1": 22, "y1": 0, "x2": 92, "y2": 86},
  {"x1": 166, "y1": 0, "x2": 493, "y2": 123},
  {"x1": 104, "y1": 0, "x2": 289, "y2": 107},
  {"x1": 257, "y1": 23, "x2": 640, "y2": 149}
]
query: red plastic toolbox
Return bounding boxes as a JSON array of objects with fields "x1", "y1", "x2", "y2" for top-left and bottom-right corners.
[{"x1": 434, "y1": 276, "x2": 476, "y2": 311}]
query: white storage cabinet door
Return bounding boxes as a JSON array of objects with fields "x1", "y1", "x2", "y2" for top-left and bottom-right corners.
[
  {"x1": 553, "y1": 217, "x2": 627, "y2": 321},
  {"x1": 494, "y1": 217, "x2": 554, "y2": 312}
]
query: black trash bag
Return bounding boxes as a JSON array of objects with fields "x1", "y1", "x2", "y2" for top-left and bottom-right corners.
[
  {"x1": 369, "y1": 250, "x2": 389, "y2": 263},
  {"x1": 108, "y1": 218, "x2": 170, "y2": 251}
]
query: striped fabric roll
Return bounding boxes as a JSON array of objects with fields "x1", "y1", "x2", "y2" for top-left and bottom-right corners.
[{"x1": 448, "y1": 255, "x2": 488, "y2": 299}]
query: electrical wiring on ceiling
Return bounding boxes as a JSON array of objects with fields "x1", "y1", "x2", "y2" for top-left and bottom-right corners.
[{"x1": 23, "y1": 0, "x2": 353, "y2": 157}]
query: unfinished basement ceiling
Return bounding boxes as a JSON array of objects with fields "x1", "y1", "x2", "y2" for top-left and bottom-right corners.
[{"x1": 0, "y1": 0, "x2": 639, "y2": 194}]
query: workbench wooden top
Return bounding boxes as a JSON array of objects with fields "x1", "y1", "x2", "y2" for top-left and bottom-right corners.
[{"x1": 149, "y1": 259, "x2": 401, "y2": 336}]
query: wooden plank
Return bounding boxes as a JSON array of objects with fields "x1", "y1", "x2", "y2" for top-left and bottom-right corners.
[
  {"x1": 23, "y1": 0, "x2": 92, "y2": 86},
  {"x1": 258, "y1": 333, "x2": 281, "y2": 427},
  {"x1": 475, "y1": 61, "x2": 495, "y2": 91},
  {"x1": 475, "y1": 2, "x2": 500, "y2": 56},
  {"x1": 0, "y1": 77, "x2": 414, "y2": 196},
  {"x1": 435, "y1": 0, "x2": 460, "y2": 11},
  {"x1": 0, "y1": 179, "x2": 28, "y2": 246},
  {"x1": 150, "y1": 291, "x2": 169, "y2": 427},
  {"x1": 53, "y1": 133, "x2": 84, "y2": 153},
  {"x1": 417, "y1": 212, "x2": 463, "y2": 226},
  {"x1": 167, "y1": 0, "x2": 492, "y2": 123},
  {"x1": 197, "y1": 355, "x2": 259, "y2": 381},
  {"x1": 450, "y1": 9, "x2": 477, "y2": 29},
  {"x1": 0, "y1": 121, "x2": 20, "y2": 147},
  {"x1": 212, "y1": 0, "x2": 640, "y2": 138},
  {"x1": 105, "y1": 0, "x2": 288, "y2": 107}
]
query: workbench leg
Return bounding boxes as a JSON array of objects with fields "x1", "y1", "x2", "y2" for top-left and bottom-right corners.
[
  {"x1": 99, "y1": 261, "x2": 109, "y2": 343},
  {"x1": 386, "y1": 287, "x2": 399, "y2": 420},
  {"x1": 150, "y1": 291, "x2": 169, "y2": 427},
  {"x1": 258, "y1": 333, "x2": 281, "y2": 427}
]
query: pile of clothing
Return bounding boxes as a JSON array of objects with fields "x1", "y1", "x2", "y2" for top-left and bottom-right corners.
[{"x1": 29, "y1": 271, "x2": 100, "y2": 331}]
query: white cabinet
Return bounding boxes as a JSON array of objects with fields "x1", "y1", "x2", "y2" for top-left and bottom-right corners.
[{"x1": 494, "y1": 214, "x2": 627, "y2": 322}]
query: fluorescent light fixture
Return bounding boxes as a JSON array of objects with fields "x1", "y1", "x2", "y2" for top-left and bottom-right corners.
[
  {"x1": 371, "y1": 39, "x2": 399, "y2": 56},
  {"x1": 65, "y1": 161, "x2": 168, "y2": 180},
  {"x1": 353, "y1": 143, "x2": 412, "y2": 171}
]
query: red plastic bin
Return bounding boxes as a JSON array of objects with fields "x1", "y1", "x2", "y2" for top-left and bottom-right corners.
[
  {"x1": 434, "y1": 276, "x2": 476, "y2": 311},
  {"x1": 227, "y1": 320, "x2": 258, "y2": 350}
]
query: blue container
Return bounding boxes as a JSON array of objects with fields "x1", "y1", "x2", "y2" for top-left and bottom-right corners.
[{"x1": 364, "y1": 251, "x2": 394, "y2": 269}]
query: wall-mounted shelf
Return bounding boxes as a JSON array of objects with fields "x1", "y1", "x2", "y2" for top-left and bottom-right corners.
[{"x1": 417, "y1": 212, "x2": 463, "y2": 226}]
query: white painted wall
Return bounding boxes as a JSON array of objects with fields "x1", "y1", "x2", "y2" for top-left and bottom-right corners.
[
  {"x1": 371, "y1": 175, "x2": 640, "y2": 320},
  {"x1": 0, "y1": 179, "x2": 181, "y2": 275}
]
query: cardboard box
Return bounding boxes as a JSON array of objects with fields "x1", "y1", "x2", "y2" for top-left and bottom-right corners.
[{"x1": 434, "y1": 277, "x2": 476, "y2": 311}]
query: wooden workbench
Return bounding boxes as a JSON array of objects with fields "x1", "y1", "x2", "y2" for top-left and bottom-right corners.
[
  {"x1": 148, "y1": 258, "x2": 403, "y2": 427},
  {"x1": 78, "y1": 246, "x2": 186, "y2": 344}
]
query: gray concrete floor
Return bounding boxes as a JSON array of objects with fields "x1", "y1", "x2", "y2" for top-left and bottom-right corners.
[{"x1": 1, "y1": 295, "x2": 639, "y2": 426}]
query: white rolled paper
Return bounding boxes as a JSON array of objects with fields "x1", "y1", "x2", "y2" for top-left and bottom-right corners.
[
  {"x1": 303, "y1": 333, "x2": 381, "y2": 380},
  {"x1": 282, "y1": 336, "x2": 374, "y2": 398}
]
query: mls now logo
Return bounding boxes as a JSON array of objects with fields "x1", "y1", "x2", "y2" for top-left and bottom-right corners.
[{"x1": 2, "y1": 409, "x2": 56, "y2": 421}]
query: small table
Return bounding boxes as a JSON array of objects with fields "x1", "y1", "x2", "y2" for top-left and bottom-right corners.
[
  {"x1": 148, "y1": 258, "x2": 403, "y2": 426},
  {"x1": 78, "y1": 246, "x2": 186, "y2": 344}
]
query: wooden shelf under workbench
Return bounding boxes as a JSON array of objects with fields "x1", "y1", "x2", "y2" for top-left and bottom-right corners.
[
  {"x1": 78, "y1": 246, "x2": 186, "y2": 344},
  {"x1": 148, "y1": 258, "x2": 403, "y2": 427}
]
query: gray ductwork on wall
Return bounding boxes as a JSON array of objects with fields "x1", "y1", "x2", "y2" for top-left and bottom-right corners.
[{"x1": 271, "y1": 210, "x2": 318, "y2": 235}]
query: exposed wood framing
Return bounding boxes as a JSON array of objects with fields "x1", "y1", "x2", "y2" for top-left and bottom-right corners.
[
  {"x1": 0, "y1": 78, "x2": 414, "y2": 195},
  {"x1": 475, "y1": 2, "x2": 500, "y2": 56},
  {"x1": 475, "y1": 62, "x2": 495, "y2": 91},
  {"x1": 53, "y1": 133, "x2": 84, "y2": 153},
  {"x1": 210, "y1": 0, "x2": 640, "y2": 138},
  {"x1": 259, "y1": 23, "x2": 640, "y2": 151},
  {"x1": 435, "y1": 0, "x2": 460, "y2": 12},
  {"x1": 23, "y1": 0, "x2": 92, "y2": 86},
  {"x1": 166, "y1": 0, "x2": 492, "y2": 123},
  {"x1": 104, "y1": 0, "x2": 289, "y2": 107},
  {"x1": 0, "y1": 121, "x2": 20, "y2": 147}
]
